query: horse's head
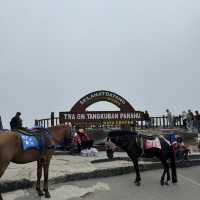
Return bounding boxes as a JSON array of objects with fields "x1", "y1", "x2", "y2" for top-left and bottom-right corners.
[{"x1": 48, "y1": 125, "x2": 70, "y2": 144}]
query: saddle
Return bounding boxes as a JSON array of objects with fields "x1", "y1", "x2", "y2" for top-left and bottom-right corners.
[
  {"x1": 137, "y1": 134, "x2": 162, "y2": 151},
  {"x1": 15, "y1": 128, "x2": 55, "y2": 153}
]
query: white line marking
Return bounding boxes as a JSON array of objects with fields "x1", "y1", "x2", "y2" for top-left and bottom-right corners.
[{"x1": 179, "y1": 174, "x2": 200, "y2": 187}]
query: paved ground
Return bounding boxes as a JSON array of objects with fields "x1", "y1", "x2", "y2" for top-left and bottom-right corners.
[
  {"x1": 1, "y1": 152, "x2": 130, "y2": 183},
  {"x1": 2, "y1": 149, "x2": 200, "y2": 183},
  {"x1": 3, "y1": 166, "x2": 200, "y2": 200}
]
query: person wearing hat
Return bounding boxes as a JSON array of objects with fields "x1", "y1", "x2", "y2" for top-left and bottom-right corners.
[
  {"x1": 77, "y1": 128, "x2": 92, "y2": 149},
  {"x1": 10, "y1": 112, "x2": 23, "y2": 130}
]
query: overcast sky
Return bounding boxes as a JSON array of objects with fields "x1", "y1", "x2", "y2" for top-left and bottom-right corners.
[{"x1": 0, "y1": 0, "x2": 200, "y2": 128}]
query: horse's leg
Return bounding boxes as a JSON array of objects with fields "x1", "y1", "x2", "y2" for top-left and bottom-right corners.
[
  {"x1": 160, "y1": 160, "x2": 170, "y2": 186},
  {"x1": 160, "y1": 159, "x2": 167, "y2": 186},
  {"x1": 128, "y1": 153, "x2": 141, "y2": 186},
  {"x1": 165, "y1": 162, "x2": 170, "y2": 185},
  {"x1": 0, "y1": 162, "x2": 10, "y2": 200},
  {"x1": 133, "y1": 158, "x2": 141, "y2": 185},
  {"x1": 36, "y1": 160, "x2": 44, "y2": 196},
  {"x1": 166, "y1": 163, "x2": 170, "y2": 185},
  {"x1": 170, "y1": 150, "x2": 178, "y2": 183},
  {"x1": 43, "y1": 157, "x2": 51, "y2": 198}
]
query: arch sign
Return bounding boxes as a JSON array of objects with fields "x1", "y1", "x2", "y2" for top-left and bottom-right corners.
[{"x1": 59, "y1": 90, "x2": 143, "y2": 127}]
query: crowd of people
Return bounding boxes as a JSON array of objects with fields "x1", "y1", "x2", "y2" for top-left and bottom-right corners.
[
  {"x1": 142, "y1": 109, "x2": 200, "y2": 132},
  {"x1": 166, "y1": 109, "x2": 200, "y2": 132}
]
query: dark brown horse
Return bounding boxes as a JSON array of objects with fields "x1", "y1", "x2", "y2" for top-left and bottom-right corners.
[
  {"x1": 108, "y1": 130, "x2": 177, "y2": 186},
  {"x1": 0, "y1": 125, "x2": 70, "y2": 200}
]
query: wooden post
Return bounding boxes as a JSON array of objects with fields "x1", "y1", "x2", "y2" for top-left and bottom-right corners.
[{"x1": 51, "y1": 112, "x2": 54, "y2": 127}]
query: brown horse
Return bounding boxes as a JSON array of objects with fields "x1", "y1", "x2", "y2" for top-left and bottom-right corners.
[{"x1": 0, "y1": 125, "x2": 70, "y2": 200}]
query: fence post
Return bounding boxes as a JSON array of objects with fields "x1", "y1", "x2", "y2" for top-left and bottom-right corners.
[
  {"x1": 162, "y1": 116, "x2": 165, "y2": 128},
  {"x1": 35, "y1": 119, "x2": 38, "y2": 126},
  {"x1": 51, "y1": 112, "x2": 54, "y2": 127}
]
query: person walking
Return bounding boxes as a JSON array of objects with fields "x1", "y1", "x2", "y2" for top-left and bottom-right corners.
[{"x1": 10, "y1": 112, "x2": 23, "y2": 130}]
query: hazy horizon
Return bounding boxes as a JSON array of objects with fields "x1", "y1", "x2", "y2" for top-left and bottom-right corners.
[{"x1": 1, "y1": 0, "x2": 200, "y2": 128}]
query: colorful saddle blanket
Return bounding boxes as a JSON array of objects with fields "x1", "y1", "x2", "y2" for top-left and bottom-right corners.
[
  {"x1": 16, "y1": 130, "x2": 44, "y2": 152},
  {"x1": 20, "y1": 134, "x2": 41, "y2": 151},
  {"x1": 163, "y1": 133, "x2": 177, "y2": 150},
  {"x1": 144, "y1": 137, "x2": 161, "y2": 150}
]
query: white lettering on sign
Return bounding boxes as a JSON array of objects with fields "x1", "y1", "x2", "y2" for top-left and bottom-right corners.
[
  {"x1": 79, "y1": 91, "x2": 126, "y2": 106},
  {"x1": 77, "y1": 114, "x2": 86, "y2": 120},
  {"x1": 64, "y1": 114, "x2": 75, "y2": 120},
  {"x1": 119, "y1": 113, "x2": 137, "y2": 119},
  {"x1": 86, "y1": 113, "x2": 119, "y2": 120},
  {"x1": 61, "y1": 112, "x2": 141, "y2": 122}
]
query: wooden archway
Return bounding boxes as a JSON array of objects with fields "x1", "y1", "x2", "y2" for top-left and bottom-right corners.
[{"x1": 70, "y1": 90, "x2": 135, "y2": 113}]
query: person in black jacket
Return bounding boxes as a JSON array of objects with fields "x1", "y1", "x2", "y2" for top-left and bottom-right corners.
[{"x1": 10, "y1": 112, "x2": 23, "y2": 130}]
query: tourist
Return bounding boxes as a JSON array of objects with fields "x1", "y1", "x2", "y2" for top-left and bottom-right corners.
[
  {"x1": 182, "y1": 111, "x2": 187, "y2": 129},
  {"x1": 166, "y1": 109, "x2": 174, "y2": 128},
  {"x1": 10, "y1": 112, "x2": 23, "y2": 130},
  {"x1": 143, "y1": 110, "x2": 150, "y2": 128},
  {"x1": 104, "y1": 136, "x2": 116, "y2": 159},
  {"x1": 72, "y1": 126, "x2": 82, "y2": 153},
  {"x1": 194, "y1": 111, "x2": 200, "y2": 133},
  {"x1": 187, "y1": 110, "x2": 194, "y2": 130},
  {"x1": 76, "y1": 128, "x2": 97, "y2": 156}
]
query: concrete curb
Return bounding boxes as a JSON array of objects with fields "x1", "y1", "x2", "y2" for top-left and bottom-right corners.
[
  {"x1": 91, "y1": 154, "x2": 200, "y2": 163},
  {"x1": 1, "y1": 159, "x2": 200, "y2": 193}
]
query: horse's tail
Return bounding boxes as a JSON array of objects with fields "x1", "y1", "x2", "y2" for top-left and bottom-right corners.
[{"x1": 169, "y1": 147, "x2": 178, "y2": 183}]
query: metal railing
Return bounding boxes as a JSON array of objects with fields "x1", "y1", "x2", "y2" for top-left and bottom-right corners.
[{"x1": 35, "y1": 113, "x2": 183, "y2": 129}]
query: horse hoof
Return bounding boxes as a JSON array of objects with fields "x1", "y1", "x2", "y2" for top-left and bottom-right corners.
[
  {"x1": 36, "y1": 189, "x2": 44, "y2": 196},
  {"x1": 45, "y1": 191, "x2": 51, "y2": 198},
  {"x1": 160, "y1": 180, "x2": 164, "y2": 186},
  {"x1": 134, "y1": 181, "x2": 141, "y2": 186},
  {"x1": 172, "y1": 179, "x2": 178, "y2": 184},
  {"x1": 165, "y1": 181, "x2": 169, "y2": 185}
]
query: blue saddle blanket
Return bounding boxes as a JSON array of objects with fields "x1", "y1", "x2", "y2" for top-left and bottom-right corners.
[
  {"x1": 164, "y1": 133, "x2": 177, "y2": 144},
  {"x1": 17, "y1": 133, "x2": 42, "y2": 151}
]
